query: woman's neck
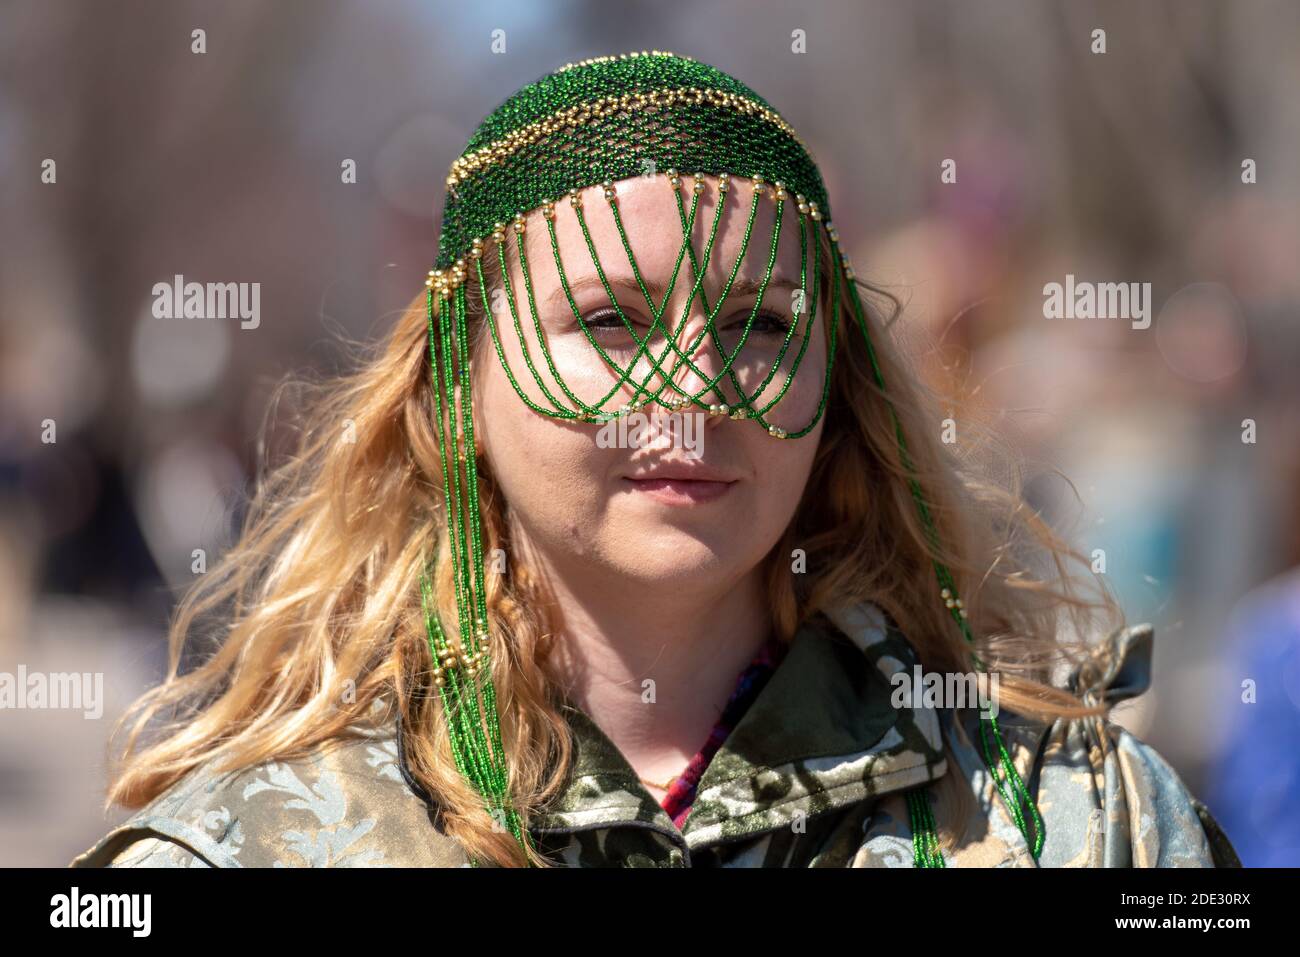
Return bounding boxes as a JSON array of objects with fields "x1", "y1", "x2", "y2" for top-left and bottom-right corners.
[{"x1": 536, "y1": 551, "x2": 773, "y2": 790}]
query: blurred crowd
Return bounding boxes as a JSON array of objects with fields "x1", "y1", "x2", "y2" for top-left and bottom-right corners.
[{"x1": 1, "y1": 0, "x2": 1297, "y2": 866}]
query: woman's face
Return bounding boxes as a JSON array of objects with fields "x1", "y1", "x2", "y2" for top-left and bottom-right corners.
[{"x1": 472, "y1": 173, "x2": 828, "y2": 592}]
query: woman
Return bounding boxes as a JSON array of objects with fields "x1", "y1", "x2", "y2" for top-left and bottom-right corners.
[{"x1": 71, "y1": 51, "x2": 1238, "y2": 868}]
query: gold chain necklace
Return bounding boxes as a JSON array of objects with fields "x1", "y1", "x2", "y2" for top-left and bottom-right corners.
[{"x1": 638, "y1": 774, "x2": 679, "y2": 792}]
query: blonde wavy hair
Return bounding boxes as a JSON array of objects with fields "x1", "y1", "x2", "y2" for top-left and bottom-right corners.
[{"x1": 105, "y1": 223, "x2": 1120, "y2": 867}]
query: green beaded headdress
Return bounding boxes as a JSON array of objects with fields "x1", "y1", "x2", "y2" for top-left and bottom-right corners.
[{"x1": 420, "y1": 50, "x2": 1042, "y2": 867}]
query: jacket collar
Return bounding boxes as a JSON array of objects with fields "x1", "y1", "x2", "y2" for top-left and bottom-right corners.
[{"x1": 528, "y1": 602, "x2": 948, "y2": 852}]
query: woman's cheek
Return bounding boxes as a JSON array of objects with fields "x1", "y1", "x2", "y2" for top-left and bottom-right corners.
[
  {"x1": 496, "y1": 406, "x2": 609, "y2": 517},
  {"x1": 766, "y1": 425, "x2": 822, "y2": 517}
]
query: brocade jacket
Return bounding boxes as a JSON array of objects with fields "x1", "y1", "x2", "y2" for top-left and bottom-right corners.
[{"x1": 69, "y1": 603, "x2": 1241, "y2": 868}]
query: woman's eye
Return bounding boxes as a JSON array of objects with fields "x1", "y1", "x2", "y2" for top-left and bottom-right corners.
[
  {"x1": 731, "y1": 309, "x2": 791, "y2": 335},
  {"x1": 579, "y1": 306, "x2": 789, "y2": 337},
  {"x1": 579, "y1": 308, "x2": 637, "y2": 332}
]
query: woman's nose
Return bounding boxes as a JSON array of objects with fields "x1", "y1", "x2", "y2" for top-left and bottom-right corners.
[{"x1": 663, "y1": 313, "x2": 730, "y2": 404}]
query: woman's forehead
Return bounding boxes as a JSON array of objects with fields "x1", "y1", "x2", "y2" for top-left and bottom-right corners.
[{"x1": 518, "y1": 172, "x2": 807, "y2": 298}]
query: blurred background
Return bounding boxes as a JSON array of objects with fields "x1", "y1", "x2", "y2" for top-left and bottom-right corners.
[{"x1": 1, "y1": 0, "x2": 1297, "y2": 867}]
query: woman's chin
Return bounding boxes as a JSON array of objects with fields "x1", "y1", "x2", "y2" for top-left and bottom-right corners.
[{"x1": 597, "y1": 525, "x2": 749, "y2": 585}]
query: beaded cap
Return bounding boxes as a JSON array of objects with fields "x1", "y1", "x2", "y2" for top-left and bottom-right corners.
[{"x1": 434, "y1": 50, "x2": 831, "y2": 270}]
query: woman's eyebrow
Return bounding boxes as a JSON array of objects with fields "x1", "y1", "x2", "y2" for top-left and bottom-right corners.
[{"x1": 546, "y1": 273, "x2": 802, "y2": 309}]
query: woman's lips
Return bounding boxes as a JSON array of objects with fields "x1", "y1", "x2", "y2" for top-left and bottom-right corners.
[{"x1": 622, "y1": 477, "x2": 736, "y2": 504}]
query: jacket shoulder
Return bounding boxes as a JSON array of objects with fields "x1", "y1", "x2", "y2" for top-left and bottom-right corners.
[
  {"x1": 90, "y1": 834, "x2": 213, "y2": 868},
  {"x1": 1037, "y1": 624, "x2": 1239, "y2": 866},
  {"x1": 945, "y1": 624, "x2": 1242, "y2": 867},
  {"x1": 70, "y1": 706, "x2": 470, "y2": 868}
]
